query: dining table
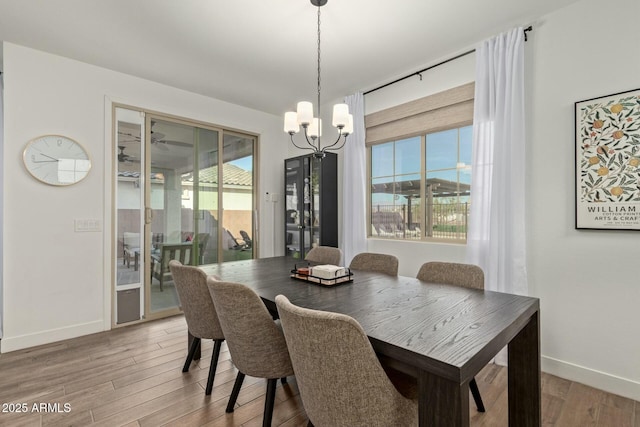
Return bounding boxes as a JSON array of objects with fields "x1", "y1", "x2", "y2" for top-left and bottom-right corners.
[{"x1": 195, "y1": 255, "x2": 540, "y2": 427}]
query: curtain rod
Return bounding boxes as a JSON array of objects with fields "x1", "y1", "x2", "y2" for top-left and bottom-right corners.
[{"x1": 363, "y1": 26, "x2": 532, "y2": 96}]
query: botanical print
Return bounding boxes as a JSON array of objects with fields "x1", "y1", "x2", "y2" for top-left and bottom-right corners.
[{"x1": 576, "y1": 89, "x2": 640, "y2": 230}]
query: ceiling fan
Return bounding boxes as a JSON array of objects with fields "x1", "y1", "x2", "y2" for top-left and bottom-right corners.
[
  {"x1": 117, "y1": 130, "x2": 192, "y2": 150},
  {"x1": 117, "y1": 130, "x2": 164, "y2": 143},
  {"x1": 118, "y1": 146, "x2": 140, "y2": 163}
]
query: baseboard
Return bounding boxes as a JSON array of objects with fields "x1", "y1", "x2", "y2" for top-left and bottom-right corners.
[
  {"x1": 542, "y1": 355, "x2": 640, "y2": 401},
  {"x1": 0, "y1": 320, "x2": 105, "y2": 353}
]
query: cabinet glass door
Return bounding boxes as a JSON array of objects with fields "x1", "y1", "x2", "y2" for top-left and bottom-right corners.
[
  {"x1": 284, "y1": 152, "x2": 337, "y2": 259},
  {"x1": 285, "y1": 156, "x2": 313, "y2": 259},
  {"x1": 310, "y1": 157, "x2": 321, "y2": 249}
]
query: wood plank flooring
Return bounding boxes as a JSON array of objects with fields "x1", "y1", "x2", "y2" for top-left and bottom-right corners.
[{"x1": 0, "y1": 315, "x2": 637, "y2": 426}]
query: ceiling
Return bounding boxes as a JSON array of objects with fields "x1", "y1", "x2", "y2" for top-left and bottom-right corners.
[
  {"x1": 0, "y1": 0, "x2": 580, "y2": 116},
  {"x1": 117, "y1": 117, "x2": 256, "y2": 173}
]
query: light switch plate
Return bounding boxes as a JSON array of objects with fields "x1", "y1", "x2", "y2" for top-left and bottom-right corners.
[{"x1": 75, "y1": 219, "x2": 102, "y2": 232}]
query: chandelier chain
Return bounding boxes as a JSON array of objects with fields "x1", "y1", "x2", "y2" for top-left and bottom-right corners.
[
  {"x1": 316, "y1": 5, "x2": 321, "y2": 130},
  {"x1": 285, "y1": 0, "x2": 350, "y2": 159}
]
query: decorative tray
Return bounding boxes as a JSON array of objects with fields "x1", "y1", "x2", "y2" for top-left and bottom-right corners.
[{"x1": 290, "y1": 264, "x2": 353, "y2": 287}]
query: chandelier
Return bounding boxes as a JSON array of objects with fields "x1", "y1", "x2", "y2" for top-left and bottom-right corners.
[{"x1": 284, "y1": 0, "x2": 353, "y2": 159}]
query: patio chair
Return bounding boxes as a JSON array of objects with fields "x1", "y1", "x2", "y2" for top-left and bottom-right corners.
[
  {"x1": 151, "y1": 243, "x2": 194, "y2": 291},
  {"x1": 239, "y1": 230, "x2": 252, "y2": 249},
  {"x1": 223, "y1": 228, "x2": 247, "y2": 250},
  {"x1": 122, "y1": 232, "x2": 140, "y2": 268}
]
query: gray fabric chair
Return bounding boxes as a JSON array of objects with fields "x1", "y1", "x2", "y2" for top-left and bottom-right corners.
[
  {"x1": 207, "y1": 278, "x2": 294, "y2": 427},
  {"x1": 416, "y1": 261, "x2": 486, "y2": 412},
  {"x1": 304, "y1": 246, "x2": 342, "y2": 266},
  {"x1": 416, "y1": 261, "x2": 484, "y2": 290},
  {"x1": 349, "y1": 252, "x2": 399, "y2": 276},
  {"x1": 275, "y1": 295, "x2": 417, "y2": 427},
  {"x1": 168, "y1": 260, "x2": 224, "y2": 396}
]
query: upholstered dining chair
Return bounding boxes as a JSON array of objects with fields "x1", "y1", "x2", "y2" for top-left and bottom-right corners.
[
  {"x1": 168, "y1": 260, "x2": 224, "y2": 396},
  {"x1": 349, "y1": 252, "x2": 399, "y2": 276},
  {"x1": 207, "y1": 278, "x2": 294, "y2": 427},
  {"x1": 275, "y1": 295, "x2": 418, "y2": 427},
  {"x1": 416, "y1": 261, "x2": 486, "y2": 412},
  {"x1": 416, "y1": 261, "x2": 484, "y2": 290},
  {"x1": 304, "y1": 246, "x2": 342, "y2": 266}
]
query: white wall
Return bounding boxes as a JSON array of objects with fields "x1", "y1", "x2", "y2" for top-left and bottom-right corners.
[
  {"x1": 363, "y1": 47, "x2": 475, "y2": 277},
  {"x1": 363, "y1": 0, "x2": 640, "y2": 401},
  {"x1": 3, "y1": 0, "x2": 639, "y2": 401},
  {"x1": 365, "y1": 51, "x2": 476, "y2": 115},
  {"x1": 527, "y1": 0, "x2": 640, "y2": 400},
  {"x1": 1, "y1": 42, "x2": 285, "y2": 352},
  {"x1": 0, "y1": 72, "x2": 4, "y2": 339}
]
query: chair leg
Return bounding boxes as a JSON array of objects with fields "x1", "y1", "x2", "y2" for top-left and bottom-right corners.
[
  {"x1": 226, "y1": 372, "x2": 245, "y2": 413},
  {"x1": 205, "y1": 339, "x2": 223, "y2": 395},
  {"x1": 182, "y1": 337, "x2": 201, "y2": 373},
  {"x1": 469, "y1": 377, "x2": 485, "y2": 412},
  {"x1": 263, "y1": 378, "x2": 278, "y2": 427}
]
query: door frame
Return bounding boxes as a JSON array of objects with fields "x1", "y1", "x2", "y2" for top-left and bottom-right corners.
[{"x1": 111, "y1": 103, "x2": 260, "y2": 327}]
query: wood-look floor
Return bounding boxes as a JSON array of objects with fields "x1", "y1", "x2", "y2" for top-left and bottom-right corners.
[{"x1": 0, "y1": 315, "x2": 637, "y2": 427}]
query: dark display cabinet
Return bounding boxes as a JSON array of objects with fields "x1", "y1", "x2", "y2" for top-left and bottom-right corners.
[{"x1": 285, "y1": 152, "x2": 338, "y2": 259}]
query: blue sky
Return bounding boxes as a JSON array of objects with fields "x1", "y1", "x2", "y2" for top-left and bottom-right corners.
[
  {"x1": 229, "y1": 155, "x2": 253, "y2": 171},
  {"x1": 371, "y1": 126, "x2": 472, "y2": 205}
]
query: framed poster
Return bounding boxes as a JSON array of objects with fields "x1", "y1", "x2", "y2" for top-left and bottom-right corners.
[{"x1": 575, "y1": 88, "x2": 640, "y2": 230}]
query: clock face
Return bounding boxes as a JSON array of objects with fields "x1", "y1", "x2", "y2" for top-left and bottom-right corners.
[{"x1": 23, "y1": 135, "x2": 91, "y2": 186}]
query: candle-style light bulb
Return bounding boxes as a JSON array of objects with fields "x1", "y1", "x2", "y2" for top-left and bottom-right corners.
[
  {"x1": 284, "y1": 112, "x2": 300, "y2": 134},
  {"x1": 332, "y1": 104, "x2": 349, "y2": 128},
  {"x1": 297, "y1": 102, "x2": 313, "y2": 126},
  {"x1": 342, "y1": 114, "x2": 354, "y2": 135},
  {"x1": 308, "y1": 118, "x2": 322, "y2": 138}
]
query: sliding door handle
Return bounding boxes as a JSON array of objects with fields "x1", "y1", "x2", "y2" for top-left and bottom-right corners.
[{"x1": 145, "y1": 207, "x2": 153, "y2": 224}]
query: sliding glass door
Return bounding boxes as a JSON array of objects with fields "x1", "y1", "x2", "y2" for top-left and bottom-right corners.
[
  {"x1": 114, "y1": 107, "x2": 257, "y2": 324},
  {"x1": 221, "y1": 132, "x2": 255, "y2": 261},
  {"x1": 115, "y1": 108, "x2": 145, "y2": 324}
]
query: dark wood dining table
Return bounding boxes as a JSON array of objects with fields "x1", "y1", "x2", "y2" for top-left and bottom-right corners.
[{"x1": 196, "y1": 256, "x2": 541, "y2": 427}]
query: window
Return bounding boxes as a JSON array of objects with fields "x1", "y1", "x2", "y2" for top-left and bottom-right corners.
[{"x1": 366, "y1": 83, "x2": 474, "y2": 242}]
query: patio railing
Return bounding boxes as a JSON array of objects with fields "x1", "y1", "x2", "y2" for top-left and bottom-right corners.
[{"x1": 371, "y1": 202, "x2": 469, "y2": 241}]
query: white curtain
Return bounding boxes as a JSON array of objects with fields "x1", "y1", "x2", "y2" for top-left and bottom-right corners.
[
  {"x1": 340, "y1": 92, "x2": 367, "y2": 266},
  {"x1": 0, "y1": 72, "x2": 4, "y2": 338},
  {"x1": 466, "y1": 27, "x2": 528, "y2": 297}
]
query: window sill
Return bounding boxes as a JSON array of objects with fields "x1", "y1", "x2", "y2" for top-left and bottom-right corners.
[{"x1": 367, "y1": 236, "x2": 467, "y2": 245}]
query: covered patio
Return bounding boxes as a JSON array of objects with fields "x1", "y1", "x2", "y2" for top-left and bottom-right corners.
[{"x1": 370, "y1": 178, "x2": 470, "y2": 239}]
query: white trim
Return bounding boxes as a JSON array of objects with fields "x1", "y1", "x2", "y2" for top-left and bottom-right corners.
[
  {"x1": 542, "y1": 355, "x2": 640, "y2": 401},
  {"x1": 103, "y1": 95, "x2": 114, "y2": 331},
  {"x1": 0, "y1": 320, "x2": 104, "y2": 353},
  {"x1": 0, "y1": 71, "x2": 4, "y2": 339}
]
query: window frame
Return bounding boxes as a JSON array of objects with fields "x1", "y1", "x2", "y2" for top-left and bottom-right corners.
[{"x1": 365, "y1": 83, "x2": 474, "y2": 243}]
